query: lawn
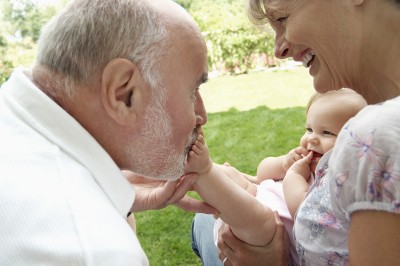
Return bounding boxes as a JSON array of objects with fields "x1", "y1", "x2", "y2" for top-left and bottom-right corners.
[
  {"x1": 201, "y1": 66, "x2": 314, "y2": 113},
  {"x1": 135, "y1": 67, "x2": 314, "y2": 265}
]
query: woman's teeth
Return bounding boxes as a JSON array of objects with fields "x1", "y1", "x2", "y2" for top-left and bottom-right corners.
[{"x1": 302, "y1": 50, "x2": 315, "y2": 68}]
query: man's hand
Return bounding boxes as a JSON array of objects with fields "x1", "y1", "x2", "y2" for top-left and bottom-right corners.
[
  {"x1": 217, "y1": 212, "x2": 290, "y2": 266},
  {"x1": 123, "y1": 171, "x2": 215, "y2": 214}
]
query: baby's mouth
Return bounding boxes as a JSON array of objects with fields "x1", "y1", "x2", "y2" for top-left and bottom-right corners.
[{"x1": 311, "y1": 151, "x2": 323, "y2": 161}]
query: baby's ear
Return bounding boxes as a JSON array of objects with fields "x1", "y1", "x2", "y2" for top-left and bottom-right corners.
[{"x1": 100, "y1": 58, "x2": 146, "y2": 126}]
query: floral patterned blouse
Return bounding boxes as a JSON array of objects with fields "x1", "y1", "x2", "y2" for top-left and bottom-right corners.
[{"x1": 293, "y1": 96, "x2": 400, "y2": 265}]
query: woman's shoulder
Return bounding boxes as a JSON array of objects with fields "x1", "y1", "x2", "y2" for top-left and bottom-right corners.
[
  {"x1": 330, "y1": 96, "x2": 400, "y2": 188},
  {"x1": 360, "y1": 96, "x2": 400, "y2": 116},
  {"x1": 348, "y1": 96, "x2": 400, "y2": 133}
]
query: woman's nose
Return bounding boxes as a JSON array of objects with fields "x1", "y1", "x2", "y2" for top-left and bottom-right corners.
[{"x1": 274, "y1": 38, "x2": 290, "y2": 59}]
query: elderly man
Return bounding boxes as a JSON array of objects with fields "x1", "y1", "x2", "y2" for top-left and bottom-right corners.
[{"x1": 0, "y1": 0, "x2": 211, "y2": 264}]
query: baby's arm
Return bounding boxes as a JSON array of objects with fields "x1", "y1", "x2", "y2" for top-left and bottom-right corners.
[
  {"x1": 282, "y1": 152, "x2": 313, "y2": 218},
  {"x1": 187, "y1": 129, "x2": 276, "y2": 246},
  {"x1": 257, "y1": 147, "x2": 308, "y2": 183}
]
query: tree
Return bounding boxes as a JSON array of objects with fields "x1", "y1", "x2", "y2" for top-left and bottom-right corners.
[
  {"x1": 185, "y1": 0, "x2": 278, "y2": 75},
  {"x1": 0, "y1": 0, "x2": 58, "y2": 84},
  {"x1": 174, "y1": 0, "x2": 194, "y2": 10}
]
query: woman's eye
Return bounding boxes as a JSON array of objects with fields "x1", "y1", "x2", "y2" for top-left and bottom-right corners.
[{"x1": 276, "y1": 17, "x2": 287, "y2": 24}]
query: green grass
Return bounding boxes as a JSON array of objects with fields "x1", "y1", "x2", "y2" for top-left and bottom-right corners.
[
  {"x1": 135, "y1": 67, "x2": 313, "y2": 265},
  {"x1": 201, "y1": 67, "x2": 314, "y2": 113}
]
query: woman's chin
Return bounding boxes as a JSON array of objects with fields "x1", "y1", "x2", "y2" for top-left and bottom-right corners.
[
  {"x1": 312, "y1": 70, "x2": 341, "y2": 94},
  {"x1": 313, "y1": 77, "x2": 330, "y2": 93}
]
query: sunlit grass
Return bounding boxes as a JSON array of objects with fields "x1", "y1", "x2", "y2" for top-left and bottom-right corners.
[{"x1": 201, "y1": 67, "x2": 314, "y2": 113}]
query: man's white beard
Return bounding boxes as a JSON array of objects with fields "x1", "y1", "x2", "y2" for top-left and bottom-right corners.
[{"x1": 127, "y1": 92, "x2": 197, "y2": 180}]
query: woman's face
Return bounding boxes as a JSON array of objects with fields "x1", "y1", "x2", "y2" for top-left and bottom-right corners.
[{"x1": 266, "y1": 0, "x2": 359, "y2": 93}]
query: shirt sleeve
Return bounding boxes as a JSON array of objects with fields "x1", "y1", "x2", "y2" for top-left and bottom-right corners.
[{"x1": 329, "y1": 100, "x2": 400, "y2": 223}]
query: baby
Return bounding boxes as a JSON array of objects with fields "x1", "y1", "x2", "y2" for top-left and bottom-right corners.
[{"x1": 186, "y1": 88, "x2": 367, "y2": 265}]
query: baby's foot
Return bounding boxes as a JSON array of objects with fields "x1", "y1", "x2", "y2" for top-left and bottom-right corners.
[{"x1": 186, "y1": 133, "x2": 211, "y2": 173}]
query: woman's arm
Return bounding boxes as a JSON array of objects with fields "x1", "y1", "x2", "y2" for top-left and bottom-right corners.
[{"x1": 349, "y1": 210, "x2": 400, "y2": 265}]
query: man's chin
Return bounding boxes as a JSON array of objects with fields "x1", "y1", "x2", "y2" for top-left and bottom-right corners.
[{"x1": 150, "y1": 163, "x2": 185, "y2": 181}]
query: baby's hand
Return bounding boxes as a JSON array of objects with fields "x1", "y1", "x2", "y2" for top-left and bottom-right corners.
[
  {"x1": 286, "y1": 151, "x2": 313, "y2": 181},
  {"x1": 282, "y1": 146, "x2": 309, "y2": 171}
]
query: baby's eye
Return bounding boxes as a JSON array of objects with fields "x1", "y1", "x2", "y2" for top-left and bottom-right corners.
[
  {"x1": 323, "y1": 130, "x2": 337, "y2": 136},
  {"x1": 306, "y1": 128, "x2": 313, "y2": 133}
]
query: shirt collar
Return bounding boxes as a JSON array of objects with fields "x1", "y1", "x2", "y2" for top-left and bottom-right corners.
[{"x1": 2, "y1": 68, "x2": 135, "y2": 217}]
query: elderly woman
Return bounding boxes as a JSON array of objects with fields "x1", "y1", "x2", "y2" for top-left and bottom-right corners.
[{"x1": 191, "y1": 0, "x2": 400, "y2": 265}]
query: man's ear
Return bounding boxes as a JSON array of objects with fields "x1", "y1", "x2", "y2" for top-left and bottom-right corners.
[{"x1": 101, "y1": 58, "x2": 145, "y2": 125}]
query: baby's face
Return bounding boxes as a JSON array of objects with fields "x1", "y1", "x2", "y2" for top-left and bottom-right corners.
[{"x1": 301, "y1": 100, "x2": 343, "y2": 172}]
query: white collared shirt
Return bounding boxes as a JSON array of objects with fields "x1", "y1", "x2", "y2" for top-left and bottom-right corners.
[{"x1": 0, "y1": 68, "x2": 148, "y2": 265}]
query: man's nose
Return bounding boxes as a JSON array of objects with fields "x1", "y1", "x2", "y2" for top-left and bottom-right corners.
[{"x1": 195, "y1": 94, "x2": 207, "y2": 126}]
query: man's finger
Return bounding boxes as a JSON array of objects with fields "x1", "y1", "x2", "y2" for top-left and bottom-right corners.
[
  {"x1": 174, "y1": 196, "x2": 215, "y2": 213},
  {"x1": 165, "y1": 174, "x2": 196, "y2": 205}
]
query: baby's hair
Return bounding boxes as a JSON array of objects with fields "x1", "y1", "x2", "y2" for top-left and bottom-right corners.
[
  {"x1": 305, "y1": 92, "x2": 319, "y2": 114},
  {"x1": 305, "y1": 88, "x2": 367, "y2": 115}
]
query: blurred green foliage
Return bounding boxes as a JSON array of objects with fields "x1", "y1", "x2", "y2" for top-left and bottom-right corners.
[
  {"x1": 178, "y1": 0, "x2": 278, "y2": 75},
  {"x1": 1, "y1": 0, "x2": 278, "y2": 85},
  {"x1": 0, "y1": 0, "x2": 58, "y2": 84}
]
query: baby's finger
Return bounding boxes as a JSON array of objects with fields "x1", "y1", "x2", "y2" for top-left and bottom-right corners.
[
  {"x1": 293, "y1": 153, "x2": 302, "y2": 161},
  {"x1": 296, "y1": 146, "x2": 309, "y2": 157},
  {"x1": 302, "y1": 151, "x2": 314, "y2": 163}
]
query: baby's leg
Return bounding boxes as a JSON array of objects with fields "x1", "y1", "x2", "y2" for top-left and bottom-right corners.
[{"x1": 218, "y1": 164, "x2": 257, "y2": 196}]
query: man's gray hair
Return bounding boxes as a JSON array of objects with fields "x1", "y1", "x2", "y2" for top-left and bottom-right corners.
[{"x1": 36, "y1": 0, "x2": 168, "y2": 95}]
